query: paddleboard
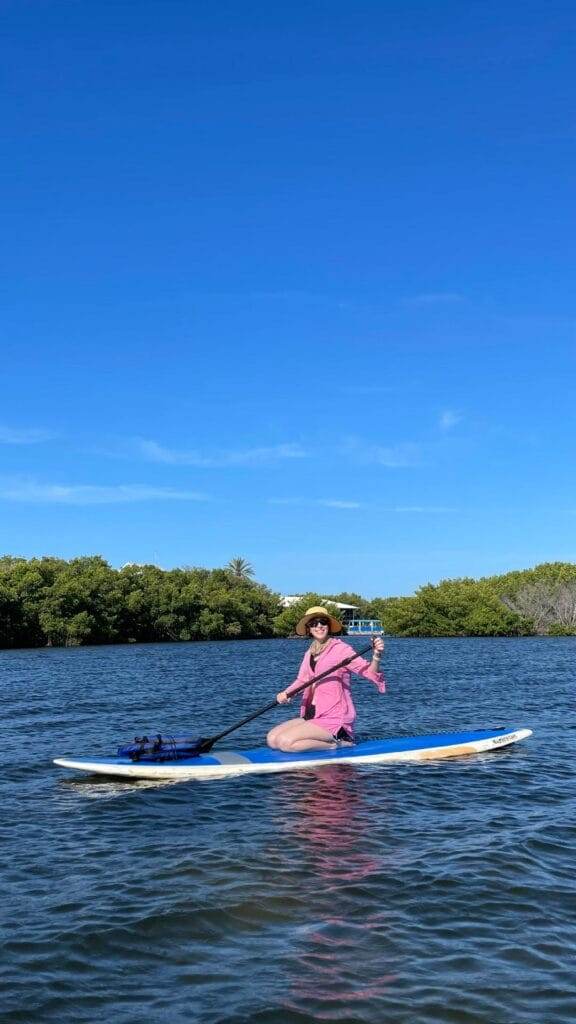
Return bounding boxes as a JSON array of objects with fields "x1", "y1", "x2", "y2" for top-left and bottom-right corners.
[{"x1": 54, "y1": 726, "x2": 532, "y2": 781}]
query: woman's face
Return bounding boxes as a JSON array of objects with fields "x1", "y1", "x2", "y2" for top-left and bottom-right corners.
[{"x1": 308, "y1": 617, "x2": 330, "y2": 642}]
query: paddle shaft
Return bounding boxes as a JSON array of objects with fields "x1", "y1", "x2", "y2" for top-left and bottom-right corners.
[{"x1": 202, "y1": 642, "x2": 375, "y2": 751}]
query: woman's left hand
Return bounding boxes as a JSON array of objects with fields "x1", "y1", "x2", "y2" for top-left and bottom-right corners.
[{"x1": 372, "y1": 636, "x2": 384, "y2": 657}]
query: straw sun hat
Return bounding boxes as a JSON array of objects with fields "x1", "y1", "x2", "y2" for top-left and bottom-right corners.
[{"x1": 295, "y1": 605, "x2": 343, "y2": 637}]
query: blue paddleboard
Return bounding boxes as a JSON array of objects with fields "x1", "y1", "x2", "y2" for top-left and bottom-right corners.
[{"x1": 54, "y1": 727, "x2": 532, "y2": 781}]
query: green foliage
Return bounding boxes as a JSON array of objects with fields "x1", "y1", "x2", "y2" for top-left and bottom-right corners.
[
  {"x1": 376, "y1": 573, "x2": 553, "y2": 637},
  {"x1": 547, "y1": 623, "x2": 575, "y2": 636},
  {"x1": 1, "y1": 557, "x2": 574, "y2": 647},
  {"x1": 0, "y1": 556, "x2": 283, "y2": 649},
  {"x1": 487, "y1": 561, "x2": 576, "y2": 595}
]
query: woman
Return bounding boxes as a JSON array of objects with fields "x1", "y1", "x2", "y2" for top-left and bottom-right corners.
[{"x1": 267, "y1": 605, "x2": 385, "y2": 753}]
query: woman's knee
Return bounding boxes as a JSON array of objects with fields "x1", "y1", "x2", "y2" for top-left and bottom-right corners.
[
  {"x1": 276, "y1": 735, "x2": 296, "y2": 752},
  {"x1": 266, "y1": 725, "x2": 284, "y2": 748},
  {"x1": 267, "y1": 725, "x2": 296, "y2": 752},
  {"x1": 275, "y1": 731, "x2": 308, "y2": 753}
]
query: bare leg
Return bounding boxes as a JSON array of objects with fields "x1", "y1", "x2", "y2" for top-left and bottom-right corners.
[
  {"x1": 269, "y1": 718, "x2": 326, "y2": 748},
  {"x1": 267, "y1": 719, "x2": 338, "y2": 753},
  {"x1": 267, "y1": 719, "x2": 306, "y2": 749},
  {"x1": 267, "y1": 719, "x2": 301, "y2": 749}
]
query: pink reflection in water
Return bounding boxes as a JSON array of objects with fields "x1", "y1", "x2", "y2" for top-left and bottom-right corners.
[
  {"x1": 274, "y1": 766, "x2": 400, "y2": 1015},
  {"x1": 279, "y1": 765, "x2": 389, "y2": 881}
]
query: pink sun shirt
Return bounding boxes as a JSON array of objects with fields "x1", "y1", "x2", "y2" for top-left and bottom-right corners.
[{"x1": 285, "y1": 637, "x2": 386, "y2": 736}]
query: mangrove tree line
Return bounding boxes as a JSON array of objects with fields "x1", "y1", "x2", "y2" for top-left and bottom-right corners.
[
  {"x1": 0, "y1": 556, "x2": 575, "y2": 648},
  {"x1": 0, "y1": 556, "x2": 282, "y2": 648}
]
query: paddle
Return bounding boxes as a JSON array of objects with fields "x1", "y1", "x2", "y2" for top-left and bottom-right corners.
[
  {"x1": 119, "y1": 640, "x2": 379, "y2": 761},
  {"x1": 193, "y1": 641, "x2": 376, "y2": 755}
]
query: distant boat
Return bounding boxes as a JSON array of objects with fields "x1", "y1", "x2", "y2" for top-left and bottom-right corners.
[{"x1": 345, "y1": 618, "x2": 383, "y2": 636}]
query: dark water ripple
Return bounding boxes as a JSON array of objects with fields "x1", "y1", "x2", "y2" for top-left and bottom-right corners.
[{"x1": 1, "y1": 637, "x2": 575, "y2": 1023}]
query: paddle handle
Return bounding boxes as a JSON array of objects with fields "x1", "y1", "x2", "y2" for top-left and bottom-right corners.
[{"x1": 206, "y1": 642, "x2": 375, "y2": 747}]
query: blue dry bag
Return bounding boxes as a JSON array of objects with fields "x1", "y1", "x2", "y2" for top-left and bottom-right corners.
[{"x1": 117, "y1": 734, "x2": 205, "y2": 762}]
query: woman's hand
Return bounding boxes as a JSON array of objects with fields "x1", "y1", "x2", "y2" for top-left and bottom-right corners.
[
  {"x1": 276, "y1": 690, "x2": 291, "y2": 704},
  {"x1": 371, "y1": 636, "x2": 384, "y2": 658}
]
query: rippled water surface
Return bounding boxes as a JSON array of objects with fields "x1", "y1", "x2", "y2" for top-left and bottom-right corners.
[{"x1": 1, "y1": 637, "x2": 575, "y2": 1023}]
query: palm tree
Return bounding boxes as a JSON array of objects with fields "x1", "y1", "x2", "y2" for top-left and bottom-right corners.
[{"x1": 226, "y1": 557, "x2": 255, "y2": 580}]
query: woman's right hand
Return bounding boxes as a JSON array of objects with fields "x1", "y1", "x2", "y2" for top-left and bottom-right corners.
[{"x1": 276, "y1": 690, "x2": 291, "y2": 704}]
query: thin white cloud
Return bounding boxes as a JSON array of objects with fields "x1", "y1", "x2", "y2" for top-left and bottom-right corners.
[
  {"x1": 269, "y1": 498, "x2": 454, "y2": 513},
  {"x1": 0, "y1": 425, "x2": 55, "y2": 444},
  {"x1": 0, "y1": 479, "x2": 210, "y2": 505},
  {"x1": 341, "y1": 437, "x2": 421, "y2": 467},
  {"x1": 439, "y1": 409, "x2": 462, "y2": 431},
  {"x1": 136, "y1": 439, "x2": 307, "y2": 467},
  {"x1": 268, "y1": 497, "x2": 363, "y2": 510},
  {"x1": 383, "y1": 506, "x2": 457, "y2": 513},
  {"x1": 317, "y1": 499, "x2": 363, "y2": 509}
]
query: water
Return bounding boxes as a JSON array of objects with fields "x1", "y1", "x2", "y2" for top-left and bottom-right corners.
[{"x1": 1, "y1": 637, "x2": 574, "y2": 1024}]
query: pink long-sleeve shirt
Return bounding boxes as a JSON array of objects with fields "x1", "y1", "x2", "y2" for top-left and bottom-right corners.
[{"x1": 285, "y1": 637, "x2": 386, "y2": 737}]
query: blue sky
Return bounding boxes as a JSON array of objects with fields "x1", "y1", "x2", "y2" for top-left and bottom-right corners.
[{"x1": 1, "y1": 0, "x2": 574, "y2": 597}]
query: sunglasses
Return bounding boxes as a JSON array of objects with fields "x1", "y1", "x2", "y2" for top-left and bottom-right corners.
[{"x1": 308, "y1": 618, "x2": 330, "y2": 628}]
